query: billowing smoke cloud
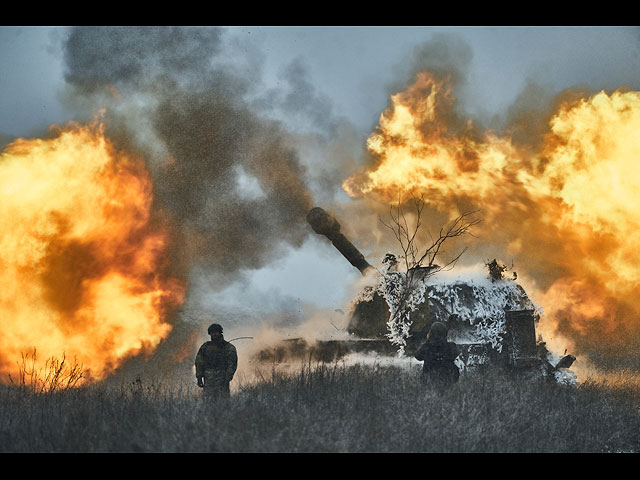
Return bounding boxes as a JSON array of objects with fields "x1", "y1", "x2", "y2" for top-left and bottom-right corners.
[
  {"x1": 62, "y1": 27, "x2": 315, "y2": 282},
  {"x1": 59, "y1": 27, "x2": 343, "y2": 380},
  {"x1": 392, "y1": 33, "x2": 473, "y2": 97}
]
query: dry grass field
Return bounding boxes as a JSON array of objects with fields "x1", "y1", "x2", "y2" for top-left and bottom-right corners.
[{"x1": 1, "y1": 361, "x2": 640, "y2": 453}]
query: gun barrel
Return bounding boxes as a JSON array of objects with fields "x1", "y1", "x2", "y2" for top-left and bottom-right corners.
[{"x1": 307, "y1": 207, "x2": 372, "y2": 275}]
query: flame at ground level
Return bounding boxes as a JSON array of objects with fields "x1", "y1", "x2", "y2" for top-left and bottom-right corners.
[{"x1": 0, "y1": 119, "x2": 185, "y2": 384}]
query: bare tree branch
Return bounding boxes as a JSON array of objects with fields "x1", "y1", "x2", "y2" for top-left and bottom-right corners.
[{"x1": 379, "y1": 194, "x2": 481, "y2": 352}]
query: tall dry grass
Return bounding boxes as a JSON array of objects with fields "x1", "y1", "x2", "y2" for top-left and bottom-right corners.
[{"x1": 1, "y1": 361, "x2": 639, "y2": 452}]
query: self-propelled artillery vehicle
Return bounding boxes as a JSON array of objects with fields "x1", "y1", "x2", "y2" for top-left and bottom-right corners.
[{"x1": 256, "y1": 207, "x2": 576, "y2": 383}]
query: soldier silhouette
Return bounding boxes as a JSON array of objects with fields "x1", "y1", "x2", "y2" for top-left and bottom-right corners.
[
  {"x1": 195, "y1": 323, "x2": 238, "y2": 399},
  {"x1": 414, "y1": 321, "x2": 460, "y2": 387}
]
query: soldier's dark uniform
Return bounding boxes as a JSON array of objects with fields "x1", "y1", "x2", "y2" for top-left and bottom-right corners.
[
  {"x1": 195, "y1": 323, "x2": 238, "y2": 399},
  {"x1": 414, "y1": 322, "x2": 460, "y2": 387}
]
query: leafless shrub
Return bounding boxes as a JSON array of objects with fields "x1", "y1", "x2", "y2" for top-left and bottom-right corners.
[
  {"x1": 379, "y1": 194, "x2": 481, "y2": 274},
  {"x1": 8, "y1": 348, "x2": 86, "y2": 394}
]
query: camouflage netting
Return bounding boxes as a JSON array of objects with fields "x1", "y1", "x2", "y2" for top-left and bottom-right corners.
[
  {"x1": 349, "y1": 259, "x2": 577, "y2": 385},
  {"x1": 427, "y1": 277, "x2": 538, "y2": 351}
]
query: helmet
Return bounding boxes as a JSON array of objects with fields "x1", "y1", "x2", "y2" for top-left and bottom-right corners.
[
  {"x1": 207, "y1": 323, "x2": 223, "y2": 334},
  {"x1": 428, "y1": 321, "x2": 447, "y2": 340}
]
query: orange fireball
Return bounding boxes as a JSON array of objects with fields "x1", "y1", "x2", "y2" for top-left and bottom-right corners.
[
  {"x1": 344, "y1": 72, "x2": 640, "y2": 363},
  {"x1": 0, "y1": 118, "x2": 184, "y2": 384}
]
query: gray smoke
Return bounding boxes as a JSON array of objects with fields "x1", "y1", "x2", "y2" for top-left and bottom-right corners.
[
  {"x1": 60, "y1": 26, "x2": 346, "y2": 380},
  {"x1": 254, "y1": 56, "x2": 341, "y2": 139},
  {"x1": 62, "y1": 26, "x2": 316, "y2": 285}
]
